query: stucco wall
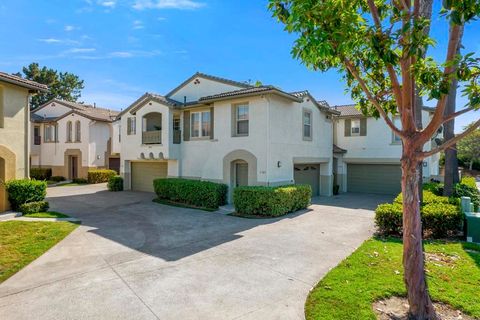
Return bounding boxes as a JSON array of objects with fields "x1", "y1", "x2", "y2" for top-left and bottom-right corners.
[{"x1": 169, "y1": 77, "x2": 244, "y2": 103}]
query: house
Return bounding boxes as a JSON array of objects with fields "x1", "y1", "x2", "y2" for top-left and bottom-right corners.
[
  {"x1": 0, "y1": 72, "x2": 48, "y2": 212},
  {"x1": 30, "y1": 99, "x2": 120, "y2": 179},
  {"x1": 332, "y1": 104, "x2": 442, "y2": 195},
  {"x1": 118, "y1": 72, "x2": 339, "y2": 199}
]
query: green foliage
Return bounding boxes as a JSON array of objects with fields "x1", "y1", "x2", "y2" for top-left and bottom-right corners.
[
  {"x1": 50, "y1": 176, "x2": 66, "y2": 182},
  {"x1": 87, "y1": 169, "x2": 116, "y2": 184},
  {"x1": 16, "y1": 63, "x2": 85, "y2": 109},
  {"x1": 30, "y1": 168, "x2": 52, "y2": 181},
  {"x1": 19, "y1": 201, "x2": 50, "y2": 215},
  {"x1": 374, "y1": 203, "x2": 403, "y2": 235},
  {"x1": 394, "y1": 190, "x2": 450, "y2": 205},
  {"x1": 422, "y1": 203, "x2": 463, "y2": 238},
  {"x1": 423, "y1": 182, "x2": 444, "y2": 196},
  {"x1": 233, "y1": 185, "x2": 311, "y2": 217},
  {"x1": 72, "y1": 178, "x2": 88, "y2": 184},
  {"x1": 153, "y1": 178, "x2": 228, "y2": 209},
  {"x1": 5, "y1": 179, "x2": 47, "y2": 210},
  {"x1": 107, "y1": 176, "x2": 123, "y2": 192},
  {"x1": 461, "y1": 176, "x2": 477, "y2": 189},
  {"x1": 458, "y1": 123, "x2": 480, "y2": 169},
  {"x1": 454, "y1": 182, "x2": 480, "y2": 211}
]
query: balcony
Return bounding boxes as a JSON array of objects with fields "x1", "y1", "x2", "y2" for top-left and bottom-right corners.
[{"x1": 142, "y1": 130, "x2": 162, "y2": 144}]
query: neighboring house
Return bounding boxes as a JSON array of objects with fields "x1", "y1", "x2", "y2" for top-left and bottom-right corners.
[
  {"x1": 332, "y1": 104, "x2": 442, "y2": 195},
  {"x1": 118, "y1": 72, "x2": 339, "y2": 200},
  {"x1": 0, "y1": 72, "x2": 47, "y2": 212},
  {"x1": 30, "y1": 99, "x2": 120, "y2": 179}
]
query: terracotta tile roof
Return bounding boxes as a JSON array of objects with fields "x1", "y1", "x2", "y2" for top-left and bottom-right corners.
[
  {"x1": 0, "y1": 72, "x2": 48, "y2": 92},
  {"x1": 199, "y1": 86, "x2": 302, "y2": 103},
  {"x1": 334, "y1": 104, "x2": 437, "y2": 117},
  {"x1": 32, "y1": 99, "x2": 119, "y2": 122}
]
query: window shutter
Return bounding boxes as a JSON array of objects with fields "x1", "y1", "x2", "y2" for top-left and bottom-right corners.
[
  {"x1": 127, "y1": 118, "x2": 131, "y2": 135},
  {"x1": 210, "y1": 107, "x2": 214, "y2": 139},
  {"x1": 360, "y1": 118, "x2": 367, "y2": 136},
  {"x1": 231, "y1": 105, "x2": 236, "y2": 136},
  {"x1": 183, "y1": 110, "x2": 190, "y2": 141},
  {"x1": 344, "y1": 119, "x2": 351, "y2": 136}
]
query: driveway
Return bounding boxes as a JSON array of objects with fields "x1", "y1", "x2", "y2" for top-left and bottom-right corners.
[{"x1": 0, "y1": 185, "x2": 392, "y2": 320}]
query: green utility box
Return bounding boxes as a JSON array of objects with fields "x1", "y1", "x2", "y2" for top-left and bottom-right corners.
[{"x1": 465, "y1": 212, "x2": 480, "y2": 244}]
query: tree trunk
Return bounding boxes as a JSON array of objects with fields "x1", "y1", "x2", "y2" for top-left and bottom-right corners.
[
  {"x1": 402, "y1": 145, "x2": 437, "y2": 320},
  {"x1": 470, "y1": 161, "x2": 474, "y2": 171}
]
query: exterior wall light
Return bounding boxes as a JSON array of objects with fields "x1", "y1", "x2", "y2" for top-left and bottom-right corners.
[{"x1": 277, "y1": 161, "x2": 282, "y2": 168}]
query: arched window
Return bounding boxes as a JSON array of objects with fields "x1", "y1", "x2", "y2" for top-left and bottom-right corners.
[
  {"x1": 75, "y1": 121, "x2": 81, "y2": 142},
  {"x1": 66, "y1": 121, "x2": 72, "y2": 142}
]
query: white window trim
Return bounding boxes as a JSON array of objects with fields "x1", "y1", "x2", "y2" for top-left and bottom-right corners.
[
  {"x1": 235, "y1": 103, "x2": 249, "y2": 136},
  {"x1": 44, "y1": 124, "x2": 58, "y2": 143},
  {"x1": 351, "y1": 119, "x2": 361, "y2": 136},
  {"x1": 190, "y1": 110, "x2": 211, "y2": 139},
  {"x1": 303, "y1": 109, "x2": 312, "y2": 141}
]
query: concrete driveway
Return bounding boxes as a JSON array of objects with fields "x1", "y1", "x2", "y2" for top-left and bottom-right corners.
[{"x1": 0, "y1": 184, "x2": 392, "y2": 320}]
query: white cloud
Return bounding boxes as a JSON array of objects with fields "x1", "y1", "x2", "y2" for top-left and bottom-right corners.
[
  {"x1": 133, "y1": 20, "x2": 144, "y2": 30},
  {"x1": 98, "y1": 0, "x2": 116, "y2": 8},
  {"x1": 157, "y1": 17, "x2": 167, "y2": 21},
  {"x1": 133, "y1": 0, "x2": 205, "y2": 10},
  {"x1": 64, "y1": 25, "x2": 77, "y2": 32},
  {"x1": 37, "y1": 38, "x2": 81, "y2": 45},
  {"x1": 68, "y1": 48, "x2": 96, "y2": 53},
  {"x1": 38, "y1": 38, "x2": 62, "y2": 43},
  {"x1": 110, "y1": 51, "x2": 134, "y2": 58}
]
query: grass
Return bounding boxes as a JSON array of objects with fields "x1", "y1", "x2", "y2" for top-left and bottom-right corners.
[
  {"x1": 0, "y1": 221, "x2": 79, "y2": 283},
  {"x1": 153, "y1": 198, "x2": 218, "y2": 212},
  {"x1": 23, "y1": 211, "x2": 70, "y2": 218},
  {"x1": 305, "y1": 237, "x2": 480, "y2": 320}
]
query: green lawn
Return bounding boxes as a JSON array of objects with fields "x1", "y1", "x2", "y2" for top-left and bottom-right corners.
[
  {"x1": 305, "y1": 238, "x2": 480, "y2": 320},
  {"x1": 0, "y1": 221, "x2": 78, "y2": 283},
  {"x1": 23, "y1": 211, "x2": 70, "y2": 218}
]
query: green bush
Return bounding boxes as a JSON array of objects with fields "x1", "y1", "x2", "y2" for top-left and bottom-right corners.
[
  {"x1": 72, "y1": 178, "x2": 88, "y2": 184},
  {"x1": 51, "y1": 176, "x2": 66, "y2": 182},
  {"x1": 394, "y1": 190, "x2": 450, "y2": 205},
  {"x1": 30, "y1": 168, "x2": 52, "y2": 181},
  {"x1": 422, "y1": 203, "x2": 463, "y2": 238},
  {"x1": 374, "y1": 203, "x2": 403, "y2": 235},
  {"x1": 461, "y1": 177, "x2": 477, "y2": 189},
  {"x1": 108, "y1": 176, "x2": 123, "y2": 192},
  {"x1": 423, "y1": 182, "x2": 444, "y2": 196},
  {"x1": 233, "y1": 184, "x2": 312, "y2": 217},
  {"x1": 153, "y1": 178, "x2": 228, "y2": 209},
  {"x1": 19, "y1": 201, "x2": 50, "y2": 215},
  {"x1": 5, "y1": 179, "x2": 47, "y2": 210},
  {"x1": 454, "y1": 183, "x2": 480, "y2": 211},
  {"x1": 87, "y1": 169, "x2": 116, "y2": 184}
]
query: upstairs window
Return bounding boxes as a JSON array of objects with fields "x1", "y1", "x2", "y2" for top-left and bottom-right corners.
[
  {"x1": 66, "y1": 121, "x2": 73, "y2": 142},
  {"x1": 191, "y1": 111, "x2": 211, "y2": 138},
  {"x1": 75, "y1": 121, "x2": 81, "y2": 142},
  {"x1": 44, "y1": 124, "x2": 58, "y2": 142},
  {"x1": 351, "y1": 119, "x2": 361, "y2": 136},
  {"x1": 235, "y1": 104, "x2": 249, "y2": 136},
  {"x1": 303, "y1": 110, "x2": 312, "y2": 140},
  {"x1": 127, "y1": 117, "x2": 136, "y2": 135}
]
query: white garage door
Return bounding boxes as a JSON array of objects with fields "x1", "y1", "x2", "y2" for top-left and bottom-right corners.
[
  {"x1": 347, "y1": 164, "x2": 401, "y2": 195},
  {"x1": 131, "y1": 162, "x2": 168, "y2": 192}
]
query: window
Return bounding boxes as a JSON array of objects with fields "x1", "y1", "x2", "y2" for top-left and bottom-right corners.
[
  {"x1": 235, "y1": 104, "x2": 249, "y2": 136},
  {"x1": 127, "y1": 117, "x2": 136, "y2": 135},
  {"x1": 66, "y1": 121, "x2": 73, "y2": 142},
  {"x1": 173, "y1": 118, "x2": 180, "y2": 131},
  {"x1": 351, "y1": 119, "x2": 361, "y2": 136},
  {"x1": 191, "y1": 111, "x2": 211, "y2": 138},
  {"x1": 393, "y1": 117, "x2": 402, "y2": 143},
  {"x1": 75, "y1": 121, "x2": 81, "y2": 142},
  {"x1": 44, "y1": 124, "x2": 58, "y2": 142},
  {"x1": 34, "y1": 126, "x2": 41, "y2": 145},
  {"x1": 303, "y1": 110, "x2": 312, "y2": 140}
]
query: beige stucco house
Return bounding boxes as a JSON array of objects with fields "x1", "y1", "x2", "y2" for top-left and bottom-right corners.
[
  {"x1": 118, "y1": 72, "x2": 339, "y2": 200},
  {"x1": 30, "y1": 100, "x2": 120, "y2": 179},
  {"x1": 0, "y1": 72, "x2": 47, "y2": 212}
]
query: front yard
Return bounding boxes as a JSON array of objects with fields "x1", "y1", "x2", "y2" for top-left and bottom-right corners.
[
  {"x1": 0, "y1": 221, "x2": 78, "y2": 283},
  {"x1": 305, "y1": 238, "x2": 480, "y2": 319}
]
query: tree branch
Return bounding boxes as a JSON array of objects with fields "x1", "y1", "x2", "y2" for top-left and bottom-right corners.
[
  {"x1": 344, "y1": 59, "x2": 405, "y2": 137},
  {"x1": 442, "y1": 106, "x2": 477, "y2": 124},
  {"x1": 420, "y1": 118, "x2": 480, "y2": 157}
]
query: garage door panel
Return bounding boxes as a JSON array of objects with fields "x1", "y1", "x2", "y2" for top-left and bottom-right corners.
[
  {"x1": 347, "y1": 164, "x2": 401, "y2": 195},
  {"x1": 131, "y1": 162, "x2": 168, "y2": 192},
  {"x1": 294, "y1": 164, "x2": 320, "y2": 196}
]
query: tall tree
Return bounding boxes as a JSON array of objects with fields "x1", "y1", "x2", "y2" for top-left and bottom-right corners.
[
  {"x1": 269, "y1": 1, "x2": 480, "y2": 319},
  {"x1": 16, "y1": 63, "x2": 84, "y2": 109},
  {"x1": 458, "y1": 122, "x2": 480, "y2": 171}
]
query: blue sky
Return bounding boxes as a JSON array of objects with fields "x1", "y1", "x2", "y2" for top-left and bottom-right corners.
[{"x1": 0, "y1": 0, "x2": 477, "y2": 131}]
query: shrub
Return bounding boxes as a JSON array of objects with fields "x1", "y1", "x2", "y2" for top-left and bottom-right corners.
[
  {"x1": 233, "y1": 184, "x2": 312, "y2": 217},
  {"x1": 423, "y1": 182, "x2": 444, "y2": 196},
  {"x1": 51, "y1": 176, "x2": 66, "y2": 182},
  {"x1": 30, "y1": 168, "x2": 52, "y2": 181},
  {"x1": 72, "y1": 178, "x2": 88, "y2": 184},
  {"x1": 108, "y1": 176, "x2": 123, "y2": 192},
  {"x1": 87, "y1": 169, "x2": 116, "y2": 184},
  {"x1": 153, "y1": 178, "x2": 228, "y2": 209},
  {"x1": 461, "y1": 177, "x2": 477, "y2": 189},
  {"x1": 5, "y1": 179, "x2": 47, "y2": 210},
  {"x1": 375, "y1": 203, "x2": 403, "y2": 235},
  {"x1": 19, "y1": 201, "x2": 50, "y2": 215},
  {"x1": 422, "y1": 203, "x2": 463, "y2": 238},
  {"x1": 394, "y1": 190, "x2": 449, "y2": 205},
  {"x1": 454, "y1": 183, "x2": 480, "y2": 211}
]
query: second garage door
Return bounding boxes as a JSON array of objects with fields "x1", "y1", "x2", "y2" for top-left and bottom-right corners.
[
  {"x1": 131, "y1": 162, "x2": 168, "y2": 192},
  {"x1": 347, "y1": 163, "x2": 401, "y2": 195},
  {"x1": 294, "y1": 164, "x2": 320, "y2": 196}
]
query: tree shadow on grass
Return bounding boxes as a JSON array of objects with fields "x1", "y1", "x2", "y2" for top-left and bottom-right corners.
[{"x1": 462, "y1": 242, "x2": 480, "y2": 268}]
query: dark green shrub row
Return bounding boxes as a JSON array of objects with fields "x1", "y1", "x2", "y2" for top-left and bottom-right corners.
[
  {"x1": 153, "y1": 178, "x2": 228, "y2": 209},
  {"x1": 72, "y1": 178, "x2": 88, "y2": 184},
  {"x1": 30, "y1": 168, "x2": 52, "y2": 181},
  {"x1": 453, "y1": 183, "x2": 480, "y2": 211},
  {"x1": 233, "y1": 184, "x2": 312, "y2": 217},
  {"x1": 87, "y1": 169, "x2": 116, "y2": 184},
  {"x1": 461, "y1": 177, "x2": 477, "y2": 189},
  {"x1": 51, "y1": 176, "x2": 66, "y2": 182},
  {"x1": 394, "y1": 190, "x2": 451, "y2": 205},
  {"x1": 108, "y1": 176, "x2": 123, "y2": 192},
  {"x1": 5, "y1": 179, "x2": 47, "y2": 210},
  {"x1": 374, "y1": 203, "x2": 403, "y2": 235},
  {"x1": 423, "y1": 182, "x2": 444, "y2": 196},
  {"x1": 19, "y1": 201, "x2": 50, "y2": 215}
]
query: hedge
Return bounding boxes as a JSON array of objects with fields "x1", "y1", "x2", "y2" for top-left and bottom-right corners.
[
  {"x1": 5, "y1": 179, "x2": 47, "y2": 210},
  {"x1": 233, "y1": 184, "x2": 312, "y2": 217},
  {"x1": 422, "y1": 203, "x2": 463, "y2": 238},
  {"x1": 108, "y1": 176, "x2": 123, "y2": 192},
  {"x1": 153, "y1": 178, "x2": 228, "y2": 209},
  {"x1": 87, "y1": 169, "x2": 117, "y2": 184},
  {"x1": 423, "y1": 182, "x2": 444, "y2": 196},
  {"x1": 72, "y1": 178, "x2": 88, "y2": 184},
  {"x1": 19, "y1": 201, "x2": 50, "y2": 215},
  {"x1": 454, "y1": 183, "x2": 480, "y2": 211},
  {"x1": 394, "y1": 190, "x2": 450, "y2": 205},
  {"x1": 51, "y1": 176, "x2": 66, "y2": 182},
  {"x1": 461, "y1": 177, "x2": 477, "y2": 189},
  {"x1": 30, "y1": 168, "x2": 52, "y2": 181},
  {"x1": 374, "y1": 203, "x2": 403, "y2": 235}
]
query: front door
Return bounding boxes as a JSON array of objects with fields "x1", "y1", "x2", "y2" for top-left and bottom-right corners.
[
  {"x1": 235, "y1": 162, "x2": 248, "y2": 187},
  {"x1": 70, "y1": 156, "x2": 78, "y2": 179}
]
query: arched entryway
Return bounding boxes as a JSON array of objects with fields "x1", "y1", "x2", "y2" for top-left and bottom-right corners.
[
  {"x1": 0, "y1": 145, "x2": 16, "y2": 212},
  {"x1": 223, "y1": 149, "x2": 258, "y2": 202}
]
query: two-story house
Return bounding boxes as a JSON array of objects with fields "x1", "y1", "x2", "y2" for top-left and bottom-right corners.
[
  {"x1": 0, "y1": 72, "x2": 47, "y2": 212},
  {"x1": 30, "y1": 99, "x2": 120, "y2": 179},
  {"x1": 118, "y1": 72, "x2": 338, "y2": 200},
  {"x1": 332, "y1": 104, "x2": 441, "y2": 195}
]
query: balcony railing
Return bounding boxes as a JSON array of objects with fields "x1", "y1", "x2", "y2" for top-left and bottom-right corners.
[
  {"x1": 142, "y1": 130, "x2": 162, "y2": 144},
  {"x1": 173, "y1": 130, "x2": 181, "y2": 144},
  {"x1": 34, "y1": 136, "x2": 41, "y2": 145}
]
